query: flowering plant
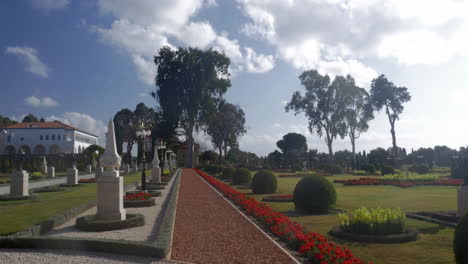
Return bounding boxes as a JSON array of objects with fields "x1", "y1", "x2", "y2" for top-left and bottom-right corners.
[
  {"x1": 78, "y1": 179, "x2": 95, "y2": 183},
  {"x1": 124, "y1": 192, "x2": 152, "y2": 201},
  {"x1": 193, "y1": 169, "x2": 370, "y2": 264}
]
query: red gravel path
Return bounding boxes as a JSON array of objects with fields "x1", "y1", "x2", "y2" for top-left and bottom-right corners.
[{"x1": 171, "y1": 169, "x2": 297, "y2": 264}]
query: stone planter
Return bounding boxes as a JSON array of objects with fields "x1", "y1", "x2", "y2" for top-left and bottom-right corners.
[
  {"x1": 329, "y1": 226, "x2": 419, "y2": 244},
  {"x1": 76, "y1": 213, "x2": 145, "y2": 232},
  {"x1": 124, "y1": 198, "x2": 156, "y2": 208}
]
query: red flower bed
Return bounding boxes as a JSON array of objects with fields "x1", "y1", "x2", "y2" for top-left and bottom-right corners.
[
  {"x1": 161, "y1": 176, "x2": 171, "y2": 181},
  {"x1": 78, "y1": 179, "x2": 95, "y2": 183},
  {"x1": 334, "y1": 178, "x2": 463, "y2": 188},
  {"x1": 124, "y1": 192, "x2": 152, "y2": 201},
  {"x1": 193, "y1": 169, "x2": 369, "y2": 264}
]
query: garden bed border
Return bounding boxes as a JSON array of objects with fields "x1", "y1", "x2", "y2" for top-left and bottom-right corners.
[{"x1": 329, "y1": 226, "x2": 419, "y2": 244}]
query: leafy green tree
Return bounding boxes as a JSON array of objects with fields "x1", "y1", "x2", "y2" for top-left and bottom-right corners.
[
  {"x1": 267, "y1": 150, "x2": 283, "y2": 169},
  {"x1": 83, "y1": 144, "x2": 105, "y2": 164},
  {"x1": 200, "y1": 150, "x2": 219, "y2": 166},
  {"x1": 340, "y1": 75, "x2": 374, "y2": 169},
  {"x1": 114, "y1": 108, "x2": 135, "y2": 157},
  {"x1": 285, "y1": 70, "x2": 347, "y2": 156},
  {"x1": 22, "y1": 114, "x2": 39, "y2": 123},
  {"x1": 367, "y1": 147, "x2": 389, "y2": 169},
  {"x1": 153, "y1": 46, "x2": 231, "y2": 168},
  {"x1": 369, "y1": 75, "x2": 411, "y2": 159},
  {"x1": 0, "y1": 115, "x2": 18, "y2": 127},
  {"x1": 206, "y1": 102, "x2": 247, "y2": 159},
  {"x1": 276, "y1": 133, "x2": 307, "y2": 168}
]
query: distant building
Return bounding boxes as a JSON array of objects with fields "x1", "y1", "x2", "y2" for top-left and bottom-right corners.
[{"x1": 0, "y1": 121, "x2": 98, "y2": 155}]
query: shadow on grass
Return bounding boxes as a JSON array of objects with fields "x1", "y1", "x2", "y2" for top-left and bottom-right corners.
[
  {"x1": 283, "y1": 208, "x2": 346, "y2": 217},
  {"x1": 418, "y1": 225, "x2": 446, "y2": 235}
]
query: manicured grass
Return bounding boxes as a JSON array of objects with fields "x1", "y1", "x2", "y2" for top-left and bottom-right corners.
[
  {"x1": 232, "y1": 174, "x2": 457, "y2": 264},
  {"x1": 0, "y1": 171, "x2": 144, "y2": 236}
]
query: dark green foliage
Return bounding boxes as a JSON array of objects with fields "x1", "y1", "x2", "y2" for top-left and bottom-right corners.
[
  {"x1": 221, "y1": 167, "x2": 235, "y2": 180},
  {"x1": 232, "y1": 168, "x2": 251, "y2": 185},
  {"x1": 381, "y1": 165, "x2": 395, "y2": 175},
  {"x1": 0, "y1": 115, "x2": 18, "y2": 127},
  {"x1": 293, "y1": 175, "x2": 337, "y2": 213},
  {"x1": 205, "y1": 164, "x2": 223, "y2": 176},
  {"x1": 291, "y1": 164, "x2": 302, "y2": 172},
  {"x1": 252, "y1": 170, "x2": 277, "y2": 194},
  {"x1": 320, "y1": 163, "x2": 343, "y2": 174},
  {"x1": 22, "y1": 114, "x2": 39, "y2": 123},
  {"x1": 454, "y1": 213, "x2": 468, "y2": 264},
  {"x1": 364, "y1": 164, "x2": 376, "y2": 174},
  {"x1": 408, "y1": 164, "x2": 429, "y2": 174}
]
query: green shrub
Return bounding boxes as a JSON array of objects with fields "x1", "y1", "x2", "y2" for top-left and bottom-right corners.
[
  {"x1": 364, "y1": 164, "x2": 376, "y2": 174},
  {"x1": 381, "y1": 165, "x2": 395, "y2": 175},
  {"x1": 30, "y1": 172, "x2": 45, "y2": 180},
  {"x1": 293, "y1": 174, "x2": 336, "y2": 213},
  {"x1": 232, "y1": 168, "x2": 252, "y2": 185},
  {"x1": 353, "y1": 170, "x2": 367, "y2": 176},
  {"x1": 205, "y1": 164, "x2": 223, "y2": 176},
  {"x1": 408, "y1": 163, "x2": 430, "y2": 174},
  {"x1": 339, "y1": 207, "x2": 406, "y2": 235},
  {"x1": 290, "y1": 164, "x2": 302, "y2": 173},
  {"x1": 320, "y1": 163, "x2": 343, "y2": 174},
  {"x1": 251, "y1": 170, "x2": 277, "y2": 194},
  {"x1": 454, "y1": 212, "x2": 468, "y2": 264},
  {"x1": 221, "y1": 167, "x2": 235, "y2": 180}
]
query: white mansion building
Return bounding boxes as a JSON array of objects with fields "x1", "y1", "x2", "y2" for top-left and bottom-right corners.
[{"x1": 0, "y1": 121, "x2": 98, "y2": 155}]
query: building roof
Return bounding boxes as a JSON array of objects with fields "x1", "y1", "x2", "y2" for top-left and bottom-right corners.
[{"x1": 4, "y1": 121, "x2": 98, "y2": 137}]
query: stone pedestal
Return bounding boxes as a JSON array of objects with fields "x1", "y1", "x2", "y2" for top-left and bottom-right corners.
[
  {"x1": 458, "y1": 186, "x2": 468, "y2": 217},
  {"x1": 41, "y1": 164, "x2": 48, "y2": 175},
  {"x1": 10, "y1": 170, "x2": 29, "y2": 197},
  {"x1": 47, "y1": 166, "x2": 55, "y2": 178},
  {"x1": 96, "y1": 170, "x2": 126, "y2": 221},
  {"x1": 66, "y1": 168, "x2": 78, "y2": 185},
  {"x1": 151, "y1": 166, "x2": 161, "y2": 184},
  {"x1": 96, "y1": 166, "x2": 103, "y2": 178},
  {"x1": 86, "y1": 165, "x2": 92, "y2": 174}
]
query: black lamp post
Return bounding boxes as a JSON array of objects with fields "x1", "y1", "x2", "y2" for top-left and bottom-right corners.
[{"x1": 136, "y1": 124, "x2": 151, "y2": 191}]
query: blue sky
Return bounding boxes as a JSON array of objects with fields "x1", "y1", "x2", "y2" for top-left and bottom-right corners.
[{"x1": 1, "y1": 0, "x2": 468, "y2": 156}]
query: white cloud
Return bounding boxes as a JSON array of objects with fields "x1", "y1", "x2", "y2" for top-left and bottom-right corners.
[
  {"x1": 92, "y1": 0, "x2": 275, "y2": 85},
  {"x1": 46, "y1": 112, "x2": 107, "y2": 145},
  {"x1": 5, "y1": 46, "x2": 50, "y2": 78},
  {"x1": 237, "y1": 0, "x2": 468, "y2": 74},
  {"x1": 244, "y1": 47, "x2": 275, "y2": 73},
  {"x1": 25, "y1": 96, "x2": 59, "y2": 107},
  {"x1": 31, "y1": 0, "x2": 70, "y2": 11},
  {"x1": 138, "y1": 92, "x2": 148, "y2": 98}
]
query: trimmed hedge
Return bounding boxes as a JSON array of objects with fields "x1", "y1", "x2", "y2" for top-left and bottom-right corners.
[
  {"x1": 232, "y1": 168, "x2": 252, "y2": 185},
  {"x1": 221, "y1": 167, "x2": 235, "y2": 180},
  {"x1": 251, "y1": 170, "x2": 277, "y2": 194},
  {"x1": 293, "y1": 174, "x2": 336, "y2": 213}
]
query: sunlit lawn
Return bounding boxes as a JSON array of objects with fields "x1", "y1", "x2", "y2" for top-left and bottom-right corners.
[
  {"x1": 0, "y1": 171, "x2": 144, "y2": 236},
  {"x1": 232, "y1": 173, "x2": 457, "y2": 264}
]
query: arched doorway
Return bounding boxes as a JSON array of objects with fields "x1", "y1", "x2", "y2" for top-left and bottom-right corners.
[
  {"x1": 33, "y1": 145, "x2": 46, "y2": 155},
  {"x1": 49, "y1": 144, "x2": 61, "y2": 154},
  {"x1": 18, "y1": 145, "x2": 31, "y2": 155},
  {"x1": 4, "y1": 145, "x2": 16, "y2": 155}
]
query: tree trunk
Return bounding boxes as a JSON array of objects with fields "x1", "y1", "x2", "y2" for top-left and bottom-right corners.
[
  {"x1": 325, "y1": 131, "x2": 333, "y2": 158},
  {"x1": 390, "y1": 123, "x2": 397, "y2": 167},
  {"x1": 218, "y1": 147, "x2": 222, "y2": 161},
  {"x1": 187, "y1": 123, "x2": 195, "y2": 168},
  {"x1": 223, "y1": 144, "x2": 228, "y2": 160},
  {"x1": 351, "y1": 136, "x2": 356, "y2": 170}
]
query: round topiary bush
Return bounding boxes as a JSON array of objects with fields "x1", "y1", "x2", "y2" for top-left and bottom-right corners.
[
  {"x1": 252, "y1": 170, "x2": 277, "y2": 194},
  {"x1": 454, "y1": 212, "x2": 468, "y2": 264},
  {"x1": 232, "y1": 168, "x2": 252, "y2": 185},
  {"x1": 293, "y1": 174, "x2": 337, "y2": 214},
  {"x1": 222, "y1": 167, "x2": 235, "y2": 180}
]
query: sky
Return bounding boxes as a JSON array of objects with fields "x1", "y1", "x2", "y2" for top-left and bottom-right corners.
[{"x1": 1, "y1": 0, "x2": 468, "y2": 156}]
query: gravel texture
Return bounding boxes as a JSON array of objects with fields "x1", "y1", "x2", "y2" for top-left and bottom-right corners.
[
  {"x1": 0, "y1": 248, "x2": 181, "y2": 264},
  {"x1": 171, "y1": 169, "x2": 297, "y2": 264},
  {"x1": 46, "y1": 174, "x2": 177, "y2": 242}
]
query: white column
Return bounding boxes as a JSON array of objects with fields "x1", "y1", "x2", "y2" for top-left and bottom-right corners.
[
  {"x1": 67, "y1": 166, "x2": 78, "y2": 185},
  {"x1": 47, "y1": 166, "x2": 55, "y2": 178},
  {"x1": 96, "y1": 119, "x2": 125, "y2": 221},
  {"x1": 151, "y1": 146, "x2": 161, "y2": 183},
  {"x1": 10, "y1": 170, "x2": 29, "y2": 197}
]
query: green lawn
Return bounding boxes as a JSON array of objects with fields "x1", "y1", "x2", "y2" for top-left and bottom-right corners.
[
  {"x1": 0, "y1": 172, "x2": 143, "y2": 236},
  {"x1": 233, "y1": 174, "x2": 457, "y2": 264}
]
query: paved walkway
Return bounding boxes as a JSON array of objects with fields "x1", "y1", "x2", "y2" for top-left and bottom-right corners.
[
  {"x1": 0, "y1": 173, "x2": 96, "y2": 195},
  {"x1": 171, "y1": 169, "x2": 297, "y2": 264}
]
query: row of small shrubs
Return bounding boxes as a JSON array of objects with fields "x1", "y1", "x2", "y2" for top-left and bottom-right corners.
[
  {"x1": 338, "y1": 207, "x2": 406, "y2": 235},
  {"x1": 30, "y1": 172, "x2": 46, "y2": 180},
  {"x1": 408, "y1": 163, "x2": 430, "y2": 174}
]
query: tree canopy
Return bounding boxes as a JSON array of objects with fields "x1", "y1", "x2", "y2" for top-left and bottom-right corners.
[
  {"x1": 276, "y1": 132, "x2": 308, "y2": 168},
  {"x1": 285, "y1": 70, "x2": 347, "y2": 156},
  {"x1": 153, "y1": 46, "x2": 231, "y2": 168},
  {"x1": 206, "y1": 101, "x2": 247, "y2": 159},
  {"x1": 369, "y1": 75, "x2": 411, "y2": 158},
  {"x1": 0, "y1": 115, "x2": 18, "y2": 127},
  {"x1": 22, "y1": 114, "x2": 40, "y2": 123}
]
